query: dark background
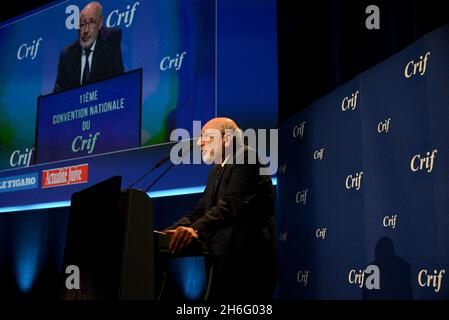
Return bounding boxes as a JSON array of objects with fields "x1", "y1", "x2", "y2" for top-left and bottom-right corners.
[
  {"x1": 277, "y1": 0, "x2": 449, "y2": 120},
  {"x1": 0, "y1": 1, "x2": 54, "y2": 24},
  {"x1": 2, "y1": 0, "x2": 449, "y2": 122}
]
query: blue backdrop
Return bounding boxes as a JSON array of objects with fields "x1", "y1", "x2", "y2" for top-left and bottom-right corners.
[{"x1": 277, "y1": 24, "x2": 449, "y2": 300}]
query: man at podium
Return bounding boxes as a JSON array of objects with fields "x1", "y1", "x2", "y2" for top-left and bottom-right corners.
[
  {"x1": 54, "y1": 2, "x2": 124, "y2": 92},
  {"x1": 164, "y1": 117, "x2": 277, "y2": 300}
]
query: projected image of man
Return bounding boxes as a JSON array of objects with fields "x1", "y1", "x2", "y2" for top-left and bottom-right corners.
[{"x1": 54, "y1": 2, "x2": 124, "y2": 92}]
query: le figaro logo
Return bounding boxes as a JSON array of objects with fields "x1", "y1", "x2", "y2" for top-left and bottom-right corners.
[
  {"x1": 42, "y1": 164, "x2": 89, "y2": 189},
  {"x1": 0, "y1": 172, "x2": 39, "y2": 194},
  {"x1": 65, "y1": 2, "x2": 140, "y2": 30}
]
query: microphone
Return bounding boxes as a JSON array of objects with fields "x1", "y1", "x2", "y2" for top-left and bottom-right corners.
[
  {"x1": 125, "y1": 139, "x2": 194, "y2": 190},
  {"x1": 125, "y1": 155, "x2": 169, "y2": 190},
  {"x1": 144, "y1": 139, "x2": 195, "y2": 192}
]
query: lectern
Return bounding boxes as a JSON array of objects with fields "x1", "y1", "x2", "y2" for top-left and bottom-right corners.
[
  {"x1": 60, "y1": 176, "x2": 155, "y2": 300},
  {"x1": 60, "y1": 176, "x2": 219, "y2": 300}
]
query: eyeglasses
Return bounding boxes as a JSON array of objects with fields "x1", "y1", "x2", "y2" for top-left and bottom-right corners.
[
  {"x1": 199, "y1": 131, "x2": 224, "y2": 142},
  {"x1": 80, "y1": 17, "x2": 101, "y2": 30}
]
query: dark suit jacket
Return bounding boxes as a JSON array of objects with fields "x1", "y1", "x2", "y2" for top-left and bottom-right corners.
[
  {"x1": 169, "y1": 146, "x2": 277, "y2": 299},
  {"x1": 54, "y1": 27, "x2": 124, "y2": 92}
]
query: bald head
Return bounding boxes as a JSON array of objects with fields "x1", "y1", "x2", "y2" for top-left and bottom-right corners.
[
  {"x1": 202, "y1": 117, "x2": 239, "y2": 133},
  {"x1": 81, "y1": 2, "x2": 103, "y2": 17},
  {"x1": 198, "y1": 117, "x2": 243, "y2": 164}
]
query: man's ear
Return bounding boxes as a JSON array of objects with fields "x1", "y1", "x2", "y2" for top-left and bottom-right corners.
[
  {"x1": 99, "y1": 16, "x2": 104, "y2": 29},
  {"x1": 224, "y1": 133, "x2": 233, "y2": 148}
]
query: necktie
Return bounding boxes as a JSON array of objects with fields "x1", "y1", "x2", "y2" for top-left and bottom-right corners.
[{"x1": 82, "y1": 49, "x2": 92, "y2": 85}]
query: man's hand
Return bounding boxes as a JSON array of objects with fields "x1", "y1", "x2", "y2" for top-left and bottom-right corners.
[{"x1": 165, "y1": 227, "x2": 198, "y2": 254}]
